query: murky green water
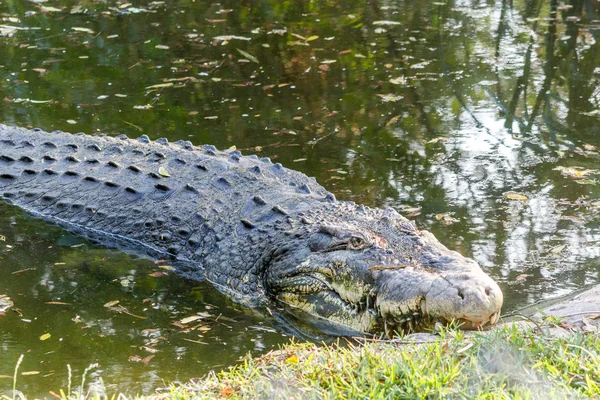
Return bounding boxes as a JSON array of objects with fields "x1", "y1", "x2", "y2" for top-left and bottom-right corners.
[{"x1": 1, "y1": 0, "x2": 599, "y2": 396}]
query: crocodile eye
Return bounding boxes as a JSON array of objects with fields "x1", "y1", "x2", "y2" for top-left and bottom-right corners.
[{"x1": 348, "y1": 236, "x2": 366, "y2": 250}]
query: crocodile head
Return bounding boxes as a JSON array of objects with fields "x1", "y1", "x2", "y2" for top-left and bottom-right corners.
[{"x1": 264, "y1": 206, "x2": 502, "y2": 336}]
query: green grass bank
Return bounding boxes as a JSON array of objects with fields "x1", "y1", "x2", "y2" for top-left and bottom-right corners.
[
  {"x1": 7, "y1": 321, "x2": 596, "y2": 400},
  {"x1": 153, "y1": 323, "x2": 599, "y2": 399}
]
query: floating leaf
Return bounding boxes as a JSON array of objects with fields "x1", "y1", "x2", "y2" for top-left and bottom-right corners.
[
  {"x1": 141, "y1": 346, "x2": 159, "y2": 354},
  {"x1": 574, "y1": 179, "x2": 597, "y2": 186},
  {"x1": 385, "y1": 115, "x2": 401, "y2": 127},
  {"x1": 504, "y1": 192, "x2": 528, "y2": 203},
  {"x1": 11, "y1": 97, "x2": 44, "y2": 104},
  {"x1": 158, "y1": 167, "x2": 170, "y2": 177},
  {"x1": 377, "y1": 94, "x2": 403, "y2": 102},
  {"x1": 410, "y1": 60, "x2": 432, "y2": 69},
  {"x1": 0, "y1": 295, "x2": 13, "y2": 313},
  {"x1": 71, "y1": 27, "x2": 95, "y2": 34},
  {"x1": 145, "y1": 82, "x2": 174, "y2": 89},
  {"x1": 128, "y1": 354, "x2": 156, "y2": 365},
  {"x1": 104, "y1": 300, "x2": 120, "y2": 308},
  {"x1": 553, "y1": 166, "x2": 598, "y2": 179},
  {"x1": 196, "y1": 311, "x2": 213, "y2": 319},
  {"x1": 39, "y1": 333, "x2": 51, "y2": 341},
  {"x1": 155, "y1": 45, "x2": 169, "y2": 50},
  {"x1": 426, "y1": 137, "x2": 448, "y2": 144},
  {"x1": 290, "y1": 33, "x2": 307, "y2": 41},
  {"x1": 398, "y1": 205, "x2": 421, "y2": 216},
  {"x1": 307, "y1": 35, "x2": 319, "y2": 41},
  {"x1": 0, "y1": 25, "x2": 19, "y2": 36},
  {"x1": 236, "y1": 48, "x2": 258, "y2": 63},
  {"x1": 158, "y1": 265, "x2": 175, "y2": 271},
  {"x1": 389, "y1": 76, "x2": 406, "y2": 85},
  {"x1": 120, "y1": 279, "x2": 130, "y2": 287},
  {"x1": 213, "y1": 35, "x2": 251, "y2": 42},
  {"x1": 549, "y1": 244, "x2": 567, "y2": 254},
  {"x1": 180, "y1": 315, "x2": 202, "y2": 324},
  {"x1": 373, "y1": 20, "x2": 401, "y2": 25},
  {"x1": 141, "y1": 355, "x2": 155, "y2": 365},
  {"x1": 435, "y1": 213, "x2": 459, "y2": 225},
  {"x1": 581, "y1": 110, "x2": 600, "y2": 116},
  {"x1": 21, "y1": 371, "x2": 40, "y2": 376}
]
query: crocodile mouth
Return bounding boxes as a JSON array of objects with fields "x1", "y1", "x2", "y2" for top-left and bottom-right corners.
[
  {"x1": 272, "y1": 272, "x2": 381, "y2": 335},
  {"x1": 273, "y1": 272, "x2": 367, "y2": 311},
  {"x1": 374, "y1": 268, "x2": 504, "y2": 336},
  {"x1": 271, "y1": 269, "x2": 502, "y2": 337},
  {"x1": 379, "y1": 297, "x2": 502, "y2": 337}
]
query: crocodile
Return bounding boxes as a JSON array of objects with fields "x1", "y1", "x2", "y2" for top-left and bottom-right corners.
[{"x1": 0, "y1": 125, "x2": 503, "y2": 336}]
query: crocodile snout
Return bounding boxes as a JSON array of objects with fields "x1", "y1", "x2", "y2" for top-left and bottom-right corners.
[
  {"x1": 422, "y1": 271, "x2": 503, "y2": 328},
  {"x1": 374, "y1": 267, "x2": 503, "y2": 331}
]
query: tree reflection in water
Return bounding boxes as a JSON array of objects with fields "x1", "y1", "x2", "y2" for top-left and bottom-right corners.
[{"x1": 0, "y1": 0, "x2": 599, "y2": 395}]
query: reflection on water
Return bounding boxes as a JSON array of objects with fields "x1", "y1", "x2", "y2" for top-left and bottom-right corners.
[
  {"x1": 0, "y1": 202, "x2": 287, "y2": 396},
  {"x1": 0, "y1": 0, "x2": 599, "y2": 395}
]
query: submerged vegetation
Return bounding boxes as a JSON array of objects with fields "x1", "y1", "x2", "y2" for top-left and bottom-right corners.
[{"x1": 4, "y1": 323, "x2": 600, "y2": 399}]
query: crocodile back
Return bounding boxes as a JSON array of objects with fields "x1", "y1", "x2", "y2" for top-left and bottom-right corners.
[{"x1": 0, "y1": 126, "x2": 332, "y2": 299}]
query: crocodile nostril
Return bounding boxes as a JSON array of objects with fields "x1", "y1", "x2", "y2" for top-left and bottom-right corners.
[
  {"x1": 457, "y1": 289, "x2": 465, "y2": 300},
  {"x1": 485, "y1": 287, "x2": 491, "y2": 296}
]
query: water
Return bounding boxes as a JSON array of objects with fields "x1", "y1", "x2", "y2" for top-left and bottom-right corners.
[{"x1": 1, "y1": 0, "x2": 599, "y2": 396}]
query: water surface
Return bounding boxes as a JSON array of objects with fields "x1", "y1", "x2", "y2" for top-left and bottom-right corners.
[{"x1": 1, "y1": 0, "x2": 600, "y2": 396}]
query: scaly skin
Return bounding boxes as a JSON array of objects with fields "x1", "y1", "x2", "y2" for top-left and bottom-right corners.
[{"x1": 0, "y1": 125, "x2": 503, "y2": 336}]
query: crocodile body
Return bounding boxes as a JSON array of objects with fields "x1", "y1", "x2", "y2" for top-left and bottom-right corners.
[{"x1": 0, "y1": 125, "x2": 503, "y2": 336}]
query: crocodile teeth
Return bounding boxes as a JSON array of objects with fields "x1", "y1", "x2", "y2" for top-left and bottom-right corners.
[
  {"x1": 490, "y1": 311, "x2": 500, "y2": 325},
  {"x1": 420, "y1": 299, "x2": 428, "y2": 315}
]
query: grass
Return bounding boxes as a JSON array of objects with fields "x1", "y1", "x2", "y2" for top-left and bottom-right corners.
[
  {"x1": 152, "y1": 323, "x2": 600, "y2": 400},
  {"x1": 3, "y1": 322, "x2": 600, "y2": 399}
]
